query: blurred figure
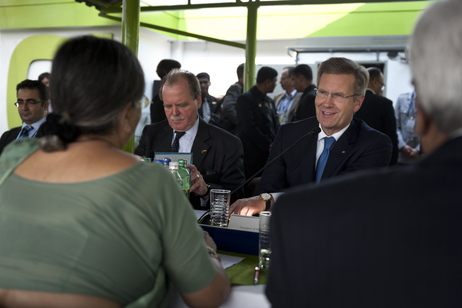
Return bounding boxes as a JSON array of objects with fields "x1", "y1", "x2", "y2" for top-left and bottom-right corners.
[
  {"x1": 236, "y1": 66, "x2": 280, "y2": 180},
  {"x1": 196, "y1": 72, "x2": 219, "y2": 124},
  {"x1": 267, "y1": 1, "x2": 462, "y2": 306},
  {"x1": 0, "y1": 36, "x2": 229, "y2": 308},
  {"x1": 220, "y1": 63, "x2": 244, "y2": 134},
  {"x1": 0, "y1": 79, "x2": 49, "y2": 156},
  {"x1": 274, "y1": 66, "x2": 301, "y2": 124},
  {"x1": 150, "y1": 59, "x2": 181, "y2": 124},
  {"x1": 395, "y1": 90, "x2": 420, "y2": 164},
  {"x1": 38, "y1": 72, "x2": 50, "y2": 88},
  {"x1": 136, "y1": 69, "x2": 245, "y2": 208},
  {"x1": 354, "y1": 67, "x2": 399, "y2": 164},
  {"x1": 292, "y1": 64, "x2": 317, "y2": 121}
]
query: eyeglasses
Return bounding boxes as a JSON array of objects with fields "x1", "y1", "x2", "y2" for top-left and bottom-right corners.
[
  {"x1": 14, "y1": 100, "x2": 45, "y2": 107},
  {"x1": 315, "y1": 89, "x2": 360, "y2": 101}
]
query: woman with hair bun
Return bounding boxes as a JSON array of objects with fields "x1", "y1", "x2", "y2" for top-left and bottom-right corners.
[{"x1": 0, "y1": 36, "x2": 229, "y2": 308}]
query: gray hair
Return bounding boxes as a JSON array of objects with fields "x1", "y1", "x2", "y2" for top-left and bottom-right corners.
[
  {"x1": 409, "y1": 0, "x2": 462, "y2": 134},
  {"x1": 317, "y1": 57, "x2": 369, "y2": 95},
  {"x1": 160, "y1": 69, "x2": 201, "y2": 101}
]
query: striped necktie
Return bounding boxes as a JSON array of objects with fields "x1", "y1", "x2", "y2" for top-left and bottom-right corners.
[
  {"x1": 171, "y1": 131, "x2": 186, "y2": 152},
  {"x1": 18, "y1": 126, "x2": 32, "y2": 139}
]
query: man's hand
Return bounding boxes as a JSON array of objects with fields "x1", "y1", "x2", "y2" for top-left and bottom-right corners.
[
  {"x1": 400, "y1": 145, "x2": 419, "y2": 159},
  {"x1": 228, "y1": 196, "x2": 266, "y2": 217},
  {"x1": 187, "y1": 164, "x2": 209, "y2": 196}
]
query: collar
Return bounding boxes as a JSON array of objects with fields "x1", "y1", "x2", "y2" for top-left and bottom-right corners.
[
  {"x1": 317, "y1": 122, "x2": 350, "y2": 142},
  {"x1": 366, "y1": 88, "x2": 376, "y2": 95}
]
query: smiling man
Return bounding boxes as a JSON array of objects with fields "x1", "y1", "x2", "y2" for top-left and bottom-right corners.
[
  {"x1": 0, "y1": 79, "x2": 49, "y2": 156},
  {"x1": 229, "y1": 57, "x2": 392, "y2": 216},
  {"x1": 135, "y1": 69, "x2": 245, "y2": 209}
]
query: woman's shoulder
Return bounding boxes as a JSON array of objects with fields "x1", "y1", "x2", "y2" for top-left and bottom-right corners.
[{"x1": 0, "y1": 138, "x2": 39, "y2": 173}]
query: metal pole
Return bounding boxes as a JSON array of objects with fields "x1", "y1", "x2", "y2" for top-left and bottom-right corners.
[
  {"x1": 244, "y1": 3, "x2": 259, "y2": 92},
  {"x1": 121, "y1": 0, "x2": 140, "y2": 153}
]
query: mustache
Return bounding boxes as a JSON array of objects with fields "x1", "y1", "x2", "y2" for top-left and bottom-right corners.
[{"x1": 170, "y1": 116, "x2": 184, "y2": 121}]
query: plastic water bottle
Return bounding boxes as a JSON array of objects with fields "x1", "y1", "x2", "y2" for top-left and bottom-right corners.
[
  {"x1": 177, "y1": 159, "x2": 190, "y2": 198},
  {"x1": 168, "y1": 162, "x2": 183, "y2": 191}
]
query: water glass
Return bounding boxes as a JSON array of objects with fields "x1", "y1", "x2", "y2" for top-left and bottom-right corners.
[
  {"x1": 209, "y1": 189, "x2": 231, "y2": 227},
  {"x1": 259, "y1": 211, "x2": 271, "y2": 269}
]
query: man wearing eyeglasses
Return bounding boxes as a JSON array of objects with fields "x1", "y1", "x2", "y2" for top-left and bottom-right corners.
[
  {"x1": 0, "y1": 79, "x2": 49, "y2": 156},
  {"x1": 229, "y1": 57, "x2": 392, "y2": 216}
]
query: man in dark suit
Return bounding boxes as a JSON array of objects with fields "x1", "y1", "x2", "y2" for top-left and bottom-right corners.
[
  {"x1": 354, "y1": 67, "x2": 399, "y2": 164},
  {"x1": 0, "y1": 79, "x2": 48, "y2": 156},
  {"x1": 267, "y1": 1, "x2": 462, "y2": 306},
  {"x1": 236, "y1": 66, "x2": 280, "y2": 180},
  {"x1": 135, "y1": 69, "x2": 245, "y2": 209},
  {"x1": 229, "y1": 57, "x2": 392, "y2": 216},
  {"x1": 292, "y1": 64, "x2": 317, "y2": 121},
  {"x1": 196, "y1": 72, "x2": 219, "y2": 125}
]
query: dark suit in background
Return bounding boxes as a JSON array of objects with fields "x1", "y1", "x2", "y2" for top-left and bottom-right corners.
[
  {"x1": 135, "y1": 118, "x2": 245, "y2": 208},
  {"x1": 256, "y1": 117, "x2": 392, "y2": 194},
  {"x1": 0, "y1": 126, "x2": 44, "y2": 156},
  {"x1": 354, "y1": 89, "x2": 399, "y2": 164},
  {"x1": 293, "y1": 84, "x2": 316, "y2": 121},
  {"x1": 236, "y1": 86, "x2": 280, "y2": 179},
  {"x1": 267, "y1": 136, "x2": 462, "y2": 308}
]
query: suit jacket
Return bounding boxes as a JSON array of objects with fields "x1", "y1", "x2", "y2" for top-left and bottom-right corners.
[
  {"x1": 274, "y1": 91, "x2": 302, "y2": 123},
  {"x1": 267, "y1": 136, "x2": 462, "y2": 308},
  {"x1": 135, "y1": 118, "x2": 245, "y2": 208},
  {"x1": 354, "y1": 89, "x2": 399, "y2": 164},
  {"x1": 0, "y1": 126, "x2": 44, "y2": 156},
  {"x1": 236, "y1": 86, "x2": 280, "y2": 179},
  {"x1": 256, "y1": 117, "x2": 392, "y2": 194},
  {"x1": 293, "y1": 84, "x2": 316, "y2": 121}
]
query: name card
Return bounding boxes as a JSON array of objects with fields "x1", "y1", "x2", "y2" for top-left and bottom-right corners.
[{"x1": 227, "y1": 214, "x2": 259, "y2": 233}]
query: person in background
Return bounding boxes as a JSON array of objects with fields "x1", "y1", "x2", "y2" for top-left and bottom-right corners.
[
  {"x1": 221, "y1": 63, "x2": 244, "y2": 134},
  {"x1": 196, "y1": 72, "x2": 219, "y2": 125},
  {"x1": 150, "y1": 59, "x2": 181, "y2": 124},
  {"x1": 292, "y1": 64, "x2": 317, "y2": 121},
  {"x1": 267, "y1": 1, "x2": 462, "y2": 306},
  {"x1": 395, "y1": 90, "x2": 420, "y2": 164},
  {"x1": 135, "y1": 69, "x2": 245, "y2": 209},
  {"x1": 354, "y1": 67, "x2": 399, "y2": 164},
  {"x1": 38, "y1": 72, "x2": 50, "y2": 88},
  {"x1": 274, "y1": 66, "x2": 301, "y2": 124},
  {"x1": 0, "y1": 36, "x2": 229, "y2": 308},
  {"x1": 0, "y1": 79, "x2": 49, "y2": 156},
  {"x1": 230, "y1": 57, "x2": 392, "y2": 216},
  {"x1": 236, "y1": 66, "x2": 280, "y2": 180}
]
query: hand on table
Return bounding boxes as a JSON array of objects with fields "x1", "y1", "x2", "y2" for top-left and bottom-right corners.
[{"x1": 228, "y1": 196, "x2": 266, "y2": 218}]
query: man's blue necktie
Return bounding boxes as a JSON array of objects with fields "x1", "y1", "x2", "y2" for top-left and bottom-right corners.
[
  {"x1": 18, "y1": 126, "x2": 32, "y2": 139},
  {"x1": 315, "y1": 136, "x2": 336, "y2": 183}
]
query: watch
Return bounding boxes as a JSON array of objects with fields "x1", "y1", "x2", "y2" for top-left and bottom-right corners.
[{"x1": 259, "y1": 193, "x2": 272, "y2": 210}]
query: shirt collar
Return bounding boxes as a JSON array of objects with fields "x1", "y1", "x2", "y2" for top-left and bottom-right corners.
[{"x1": 317, "y1": 122, "x2": 350, "y2": 142}]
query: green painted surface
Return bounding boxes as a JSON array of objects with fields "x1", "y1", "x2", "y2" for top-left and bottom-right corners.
[{"x1": 0, "y1": 1, "x2": 431, "y2": 39}]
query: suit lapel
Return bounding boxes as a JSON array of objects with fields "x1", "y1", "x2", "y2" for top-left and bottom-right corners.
[{"x1": 191, "y1": 119, "x2": 211, "y2": 169}]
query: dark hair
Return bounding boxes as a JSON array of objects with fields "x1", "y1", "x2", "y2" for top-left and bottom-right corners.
[
  {"x1": 293, "y1": 64, "x2": 313, "y2": 81},
  {"x1": 317, "y1": 57, "x2": 369, "y2": 95},
  {"x1": 40, "y1": 35, "x2": 145, "y2": 152},
  {"x1": 160, "y1": 69, "x2": 201, "y2": 101},
  {"x1": 237, "y1": 63, "x2": 244, "y2": 79},
  {"x1": 256, "y1": 66, "x2": 278, "y2": 84},
  {"x1": 367, "y1": 67, "x2": 382, "y2": 82},
  {"x1": 156, "y1": 59, "x2": 181, "y2": 79},
  {"x1": 16, "y1": 79, "x2": 49, "y2": 102},
  {"x1": 196, "y1": 72, "x2": 210, "y2": 81},
  {"x1": 38, "y1": 72, "x2": 51, "y2": 82}
]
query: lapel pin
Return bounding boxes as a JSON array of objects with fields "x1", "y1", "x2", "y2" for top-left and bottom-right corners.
[
  {"x1": 201, "y1": 149, "x2": 207, "y2": 154},
  {"x1": 341, "y1": 151, "x2": 346, "y2": 154}
]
